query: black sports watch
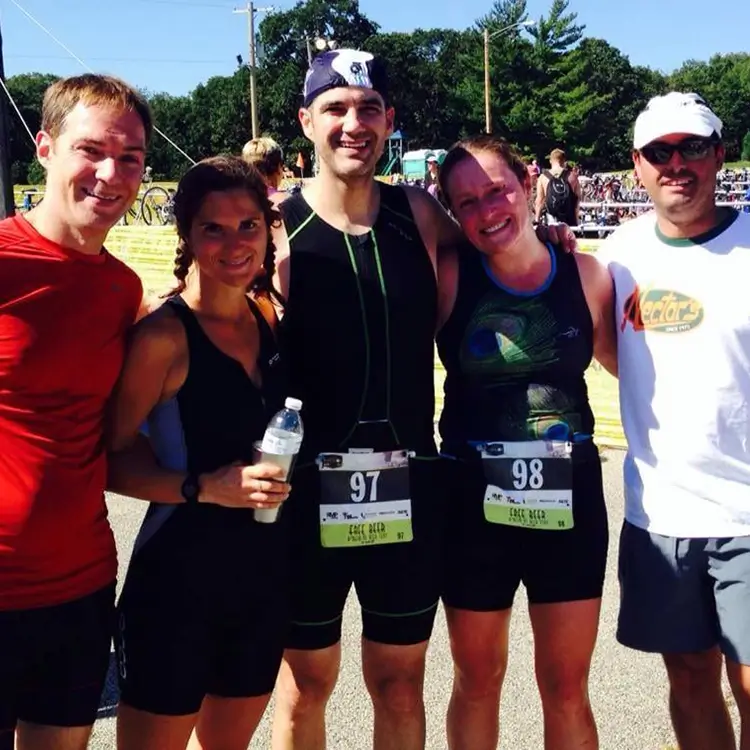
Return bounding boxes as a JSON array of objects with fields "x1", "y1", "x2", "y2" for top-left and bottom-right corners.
[{"x1": 181, "y1": 473, "x2": 201, "y2": 505}]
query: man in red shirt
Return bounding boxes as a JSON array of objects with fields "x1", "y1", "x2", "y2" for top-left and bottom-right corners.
[{"x1": 0, "y1": 74, "x2": 150, "y2": 750}]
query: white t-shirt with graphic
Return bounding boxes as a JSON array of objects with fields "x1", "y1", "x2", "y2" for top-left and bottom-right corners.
[{"x1": 601, "y1": 210, "x2": 750, "y2": 538}]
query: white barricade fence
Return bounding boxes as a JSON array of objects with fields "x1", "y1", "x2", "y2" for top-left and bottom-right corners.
[
  {"x1": 580, "y1": 201, "x2": 750, "y2": 209},
  {"x1": 571, "y1": 201, "x2": 750, "y2": 234}
]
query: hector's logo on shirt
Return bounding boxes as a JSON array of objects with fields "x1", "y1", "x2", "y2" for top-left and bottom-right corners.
[{"x1": 621, "y1": 286, "x2": 704, "y2": 333}]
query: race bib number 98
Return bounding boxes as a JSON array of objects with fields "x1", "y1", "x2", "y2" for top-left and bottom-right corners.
[
  {"x1": 318, "y1": 450, "x2": 414, "y2": 548},
  {"x1": 480, "y1": 441, "x2": 573, "y2": 530}
]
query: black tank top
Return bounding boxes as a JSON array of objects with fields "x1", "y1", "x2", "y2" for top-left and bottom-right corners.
[
  {"x1": 133, "y1": 294, "x2": 286, "y2": 556},
  {"x1": 168, "y1": 295, "x2": 285, "y2": 472},
  {"x1": 280, "y1": 184, "x2": 437, "y2": 458},
  {"x1": 436, "y1": 243, "x2": 595, "y2": 457}
]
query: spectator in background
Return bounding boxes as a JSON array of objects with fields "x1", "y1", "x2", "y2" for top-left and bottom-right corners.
[
  {"x1": 425, "y1": 154, "x2": 450, "y2": 209},
  {"x1": 536, "y1": 148, "x2": 581, "y2": 227},
  {"x1": 525, "y1": 158, "x2": 540, "y2": 221},
  {"x1": 744, "y1": 184, "x2": 750, "y2": 213},
  {"x1": 242, "y1": 136, "x2": 285, "y2": 196},
  {"x1": 526, "y1": 157, "x2": 540, "y2": 188},
  {"x1": 426, "y1": 154, "x2": 440, "y2": 197}
]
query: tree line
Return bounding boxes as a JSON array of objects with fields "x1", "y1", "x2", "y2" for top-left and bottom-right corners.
[{"x1": 6, "y1": 0, "x2": 750, "y2": 184}]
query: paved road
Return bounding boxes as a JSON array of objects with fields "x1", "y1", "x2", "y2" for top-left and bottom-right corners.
[{"x1": 90, "y1": 449, "x2": 740, "y2": 749}]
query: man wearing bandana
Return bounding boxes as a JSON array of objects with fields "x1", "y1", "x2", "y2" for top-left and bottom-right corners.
[{"x1": 269, "y1": 49, "x2": 454, "y2": 750}]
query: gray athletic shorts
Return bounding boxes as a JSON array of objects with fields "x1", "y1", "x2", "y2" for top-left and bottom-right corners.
[{"x1": 617, "y1": 520, "x2": 750, "y2": 665}]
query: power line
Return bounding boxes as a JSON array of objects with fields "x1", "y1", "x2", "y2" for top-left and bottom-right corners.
[
  {"x1": 6, "y1": 54, "x2": 229, "y2": 64},
  {"x1": 143, "y1": 0, "x2": 235, "y2": 6},
  {"x1": 7, "y1": 0, "x2": 197, "y2": 165},
  {"x1": 132, "y1": 0, "x2": 234, "y2": 6},
  {"x1": 0, "y1": 75, "x2": 36, "y2": 145}
]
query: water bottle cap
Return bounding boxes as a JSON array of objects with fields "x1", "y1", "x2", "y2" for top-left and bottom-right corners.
[{"x1": 285, "y1": 397, "x2": 303, "y2": 411}]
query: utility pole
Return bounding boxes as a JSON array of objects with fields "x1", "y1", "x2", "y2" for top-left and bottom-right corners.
[
  {"x1": 0, "y1": 17, "x2": 15, "y2": 219},
  {"x1": 233, "y1": 2, "x2": 273, "y2": 140},
  {"x1": 483, "y1": 20, "x2": 536, "y2": 135},
  {"x1": 483, "y1": 27, "x2": 491, "y2": 135}
]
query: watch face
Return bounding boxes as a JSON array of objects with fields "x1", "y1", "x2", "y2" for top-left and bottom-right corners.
[{"x1": 182, "y1": 475, "x2": 199, "y2": 503}]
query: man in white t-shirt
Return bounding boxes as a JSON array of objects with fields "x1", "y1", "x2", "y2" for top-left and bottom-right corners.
[{"x1": 601, "y1": 92, "x2": 750, "y2": 750}]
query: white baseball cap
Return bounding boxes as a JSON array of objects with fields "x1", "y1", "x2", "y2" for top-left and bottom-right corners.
[{"x1": 633, "y1": 92, "x2": 723, "y2": 150}]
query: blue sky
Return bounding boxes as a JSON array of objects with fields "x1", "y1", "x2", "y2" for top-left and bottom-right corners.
[{"x1": 3, "y1": 0, "x2": 749, "y2": 95}]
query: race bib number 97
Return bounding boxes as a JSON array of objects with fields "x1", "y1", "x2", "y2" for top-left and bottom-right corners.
[
  {"x1": 318, "y1": 450, "x2": 414, "y2": 548},
  {"x1": 480, "y1": 441, "x2": 573, "y2": 530}
]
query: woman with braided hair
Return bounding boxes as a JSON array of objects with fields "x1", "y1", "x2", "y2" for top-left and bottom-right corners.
[{"x1": 106, "y1": 155, "x2": 293, "y2": 750}]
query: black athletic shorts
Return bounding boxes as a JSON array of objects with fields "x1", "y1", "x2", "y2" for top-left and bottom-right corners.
[
  {"x1": 442, "y1": 442, "x2": 609, "y2": 611},
  {"x1": 284, "y1": 458, "x2": 445, "y2": 650},
  {"x1": 115, "y1": 510, "x2": 289, "y2": 716},
  {"x1": 0, "y1": 583, "x2": 115, "y2": 732}
]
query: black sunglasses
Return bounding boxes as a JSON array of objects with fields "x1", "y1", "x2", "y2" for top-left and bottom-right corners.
[{"x1": 639, "y1": 137, "x2": 717, "y2": 166}]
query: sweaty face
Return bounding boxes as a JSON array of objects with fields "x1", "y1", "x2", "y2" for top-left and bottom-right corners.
[
  {"x1": 299, "y1": 87, "x2": 394, "y2": 180},
  {"x1": 634, "y1": 132, "x2": 724, "y2": 231},
  {"x1": 187, "y1": 188, "x2": 267, "y2": 290},
  {"x1": 445, "y1": 150, "x2": 531, "y2": 257},
  {"x1": 37, "y1": 103, "x2": 146, "y2": 234}
]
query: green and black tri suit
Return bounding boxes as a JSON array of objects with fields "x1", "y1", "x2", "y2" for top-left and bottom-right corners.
[{"x1": 279, "y1": 183, "x2": 445, "y2": 649}]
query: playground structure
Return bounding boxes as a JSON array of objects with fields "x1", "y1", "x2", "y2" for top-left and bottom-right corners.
[
  {"x1": 381, "y1": 130, "x2": 404, "y2": 176},
  {"x1": 378, "y1": 130, "x2": 448, "y2": 182}
]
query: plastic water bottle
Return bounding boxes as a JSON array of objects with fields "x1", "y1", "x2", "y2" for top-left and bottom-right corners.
[{"x1": 253, "y1": 397, "x2": 304, "y2": 523}]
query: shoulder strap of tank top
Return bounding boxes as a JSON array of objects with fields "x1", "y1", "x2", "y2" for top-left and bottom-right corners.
[
  {"x1": 378, "y1": 183, "x2": 418, "y2": 227},
  {"x1": 163, "y1": 297, "x2": 218, "y2": 374},
  {"x1": 459, "y1": 241, "x2": 482, "y2": 277},
  {"x1": 279, "y1": 192, "x2": 316, "y2": 240},
  {"x1": 247, "y1": 294, "x2": 277, "y2": 350},
  {"x1": 164, "y1": 295, "x2": 202, "y2": 338},
  {"x1": 250, "y1": 292, "x2": 279, "y2": 331},
  {"x1": 550, "y1": 242, "x2": 571, "y2": 269},
  {"x1": 439, "y1": 243, "x2": 478, "y2": 335},
  {"x1": 246, "y1": 295, "x2": 281, "y2": 389},
  {"x1": 549, "y1": 243, "x2": 585, "y2": 300}
]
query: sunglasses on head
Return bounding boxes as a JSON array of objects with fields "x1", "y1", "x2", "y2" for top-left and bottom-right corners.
[{"x1": 639, "y1": 137, "x2": 717, "y2": 166}]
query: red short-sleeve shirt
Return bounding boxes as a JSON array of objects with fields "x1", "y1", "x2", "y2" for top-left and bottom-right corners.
[{"x1": 0, "y1": 215, "x2": 141, "y2": 610}]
